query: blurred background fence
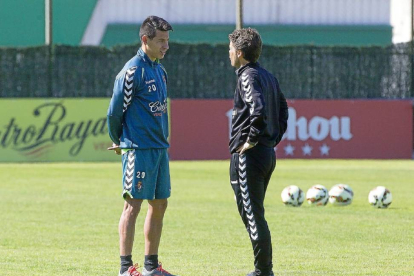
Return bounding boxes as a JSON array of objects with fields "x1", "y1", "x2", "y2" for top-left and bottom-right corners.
[{"x1": 0, "y1": 42, "x2": 412, "y2": 99}]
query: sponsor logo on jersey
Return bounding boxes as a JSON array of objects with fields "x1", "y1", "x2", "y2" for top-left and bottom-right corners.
[{"x1": 149, "y1": 99, "x2": 168, "y2": 116}]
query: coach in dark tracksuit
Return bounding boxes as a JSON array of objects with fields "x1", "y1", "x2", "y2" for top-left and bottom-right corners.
[{"x1": 228, "y1": 28, "x2": 289, "y2": 276}]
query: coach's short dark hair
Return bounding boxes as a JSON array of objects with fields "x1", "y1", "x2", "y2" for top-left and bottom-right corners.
[
  {"x1": 139, "y1": 16, "x2": 173, "y2": 41},
  {"x1": 229, "y1": 28, "x2": 262, "y2": 63}
]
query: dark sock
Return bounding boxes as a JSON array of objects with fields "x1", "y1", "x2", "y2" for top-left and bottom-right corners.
[
  {"x1": 120, "y1": 255, "x2": 133, "y2": 274},
  {"x1": 144, "y1": 254, "x2": 158, "y2": 271}
]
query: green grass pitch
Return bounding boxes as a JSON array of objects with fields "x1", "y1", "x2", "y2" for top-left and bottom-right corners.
[{"x1": 0, "y1": 160, "x2": 413, "y2": 275}]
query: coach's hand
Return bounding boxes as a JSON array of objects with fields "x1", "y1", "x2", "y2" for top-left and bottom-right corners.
[
  {"x1": 107, "y1": 143, "x2": 121, "y2": 155},
  {"x1": 238, "y1": 141, "x2": 256, "y2": 154}
]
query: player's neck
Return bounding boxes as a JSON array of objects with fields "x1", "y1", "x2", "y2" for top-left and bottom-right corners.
[{"x1": 141, "y1": 46, "x2": 157, "y2": 62}]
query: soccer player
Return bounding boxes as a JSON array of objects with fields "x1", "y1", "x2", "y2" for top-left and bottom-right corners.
[
  {"x1": 228, "y1": 28, "x2": 289, "y2": 276},
  {"x1": 107, "y1": 16, "x2": 177, "y2": 276}
]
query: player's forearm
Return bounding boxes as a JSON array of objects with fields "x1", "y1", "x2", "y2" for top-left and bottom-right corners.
[{"x1": 107, "y1": 115, "x2": 122, "y2": 144}]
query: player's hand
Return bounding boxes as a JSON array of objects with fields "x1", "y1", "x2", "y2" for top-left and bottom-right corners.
[
  {"x1": 107, "y1": 143, "x2": 121, "y2": 155},
  {"x1": 238, "y1": 141, "x2": 255, "y2": 154}
]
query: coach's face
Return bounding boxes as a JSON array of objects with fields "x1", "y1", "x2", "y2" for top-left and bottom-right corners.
[
  {"x1": 229, "y1": 42, "x2": 241, "y2": 68},
  {"x1": 143, "y1": 30, "x2": 170, "y2": 61}
]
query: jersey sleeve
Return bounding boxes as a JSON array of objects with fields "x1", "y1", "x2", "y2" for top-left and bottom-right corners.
[
  {"x1": 107, "y1": 66, "x2": 139, "y2": 144},
  {"x1": 239, "y1": 71, "x2": 266, "y2": 144}
]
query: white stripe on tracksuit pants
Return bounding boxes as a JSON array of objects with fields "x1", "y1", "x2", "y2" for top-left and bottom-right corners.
[{"x1": 230, "y1": 144, "x2": 276, "y2": 275}]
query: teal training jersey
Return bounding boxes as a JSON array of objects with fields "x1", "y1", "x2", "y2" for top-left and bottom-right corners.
[{"x1": 107, "y1": 48, "x2": 169, "y2": 149}]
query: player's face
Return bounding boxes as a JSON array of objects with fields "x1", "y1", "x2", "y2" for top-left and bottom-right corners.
[
  {"x1": 229, "y1": 42, "x2": 241, "y2": 68},
  {"x1": 144, "y1": 30, "x2": 170, "y2": 61}
]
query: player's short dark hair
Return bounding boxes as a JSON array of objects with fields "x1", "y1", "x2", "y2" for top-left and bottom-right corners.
[
  {"x1": 139, "y1": 16, "x2": 173, "y2": 41},
  {"x1": 228, "y1": 28, "x2": 262, "y2": 63}
]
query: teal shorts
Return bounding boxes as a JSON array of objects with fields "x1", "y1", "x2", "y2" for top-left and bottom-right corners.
[{"x1": 121, "y1": 148, "x2": 171, "y2": 200}]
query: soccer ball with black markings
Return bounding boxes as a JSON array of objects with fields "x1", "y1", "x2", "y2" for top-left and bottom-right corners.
[
  {"x1": 306, "y1": 185, "x2": 329, "y2": 206},
  {"x1": 328, "y1": 184, "x2": 354, "y2": 206},
  {"x1": 281, "y1": 185, "x2": 304, "y2": 207},
  {"x1": 368, "y1": 186, "x2": 392, "y2": 208}
]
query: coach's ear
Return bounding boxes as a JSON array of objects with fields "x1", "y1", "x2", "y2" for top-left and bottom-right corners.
[{"x1": 236, "y1": 49, "x2": 243, "y2": 59}]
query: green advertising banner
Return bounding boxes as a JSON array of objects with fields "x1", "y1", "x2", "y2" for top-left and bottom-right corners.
[{"x1": 0, "y1": 99, "x2": 120, "y2": 162}]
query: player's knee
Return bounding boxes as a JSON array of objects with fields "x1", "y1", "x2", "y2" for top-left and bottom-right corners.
[
  {"x1": 126, "y1": 206, "x2": 141, "y2": 218},
  {"x1": 123, "y1": 198, "x2": 143, "y2": 217},
  {"x1": 149, "y1": 199, "x2": 168, "y2": 213}
]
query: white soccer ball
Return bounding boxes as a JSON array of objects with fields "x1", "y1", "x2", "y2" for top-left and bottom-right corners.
[
  {"x1": 306, "y1": 185, "x2": 329, "y2": 206},
  {"x1": 281, "y1": 185, "x2": 304, "y2": 207},
  {"x1": 328, "y1": 184, "x2": 354, "y2": 206},
  {"x1": 368, "y1": 186, "x2": 392, "y2": 208}
]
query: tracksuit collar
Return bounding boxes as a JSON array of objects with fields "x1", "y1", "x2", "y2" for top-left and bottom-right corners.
[{"x1": 236, "y1": 62, "x2": 259, "y2": 76}]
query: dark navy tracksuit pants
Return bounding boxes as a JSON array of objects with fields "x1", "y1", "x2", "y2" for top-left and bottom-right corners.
[{"x1": 230, "y1": 144, "x2": 276, "y2": 276}]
